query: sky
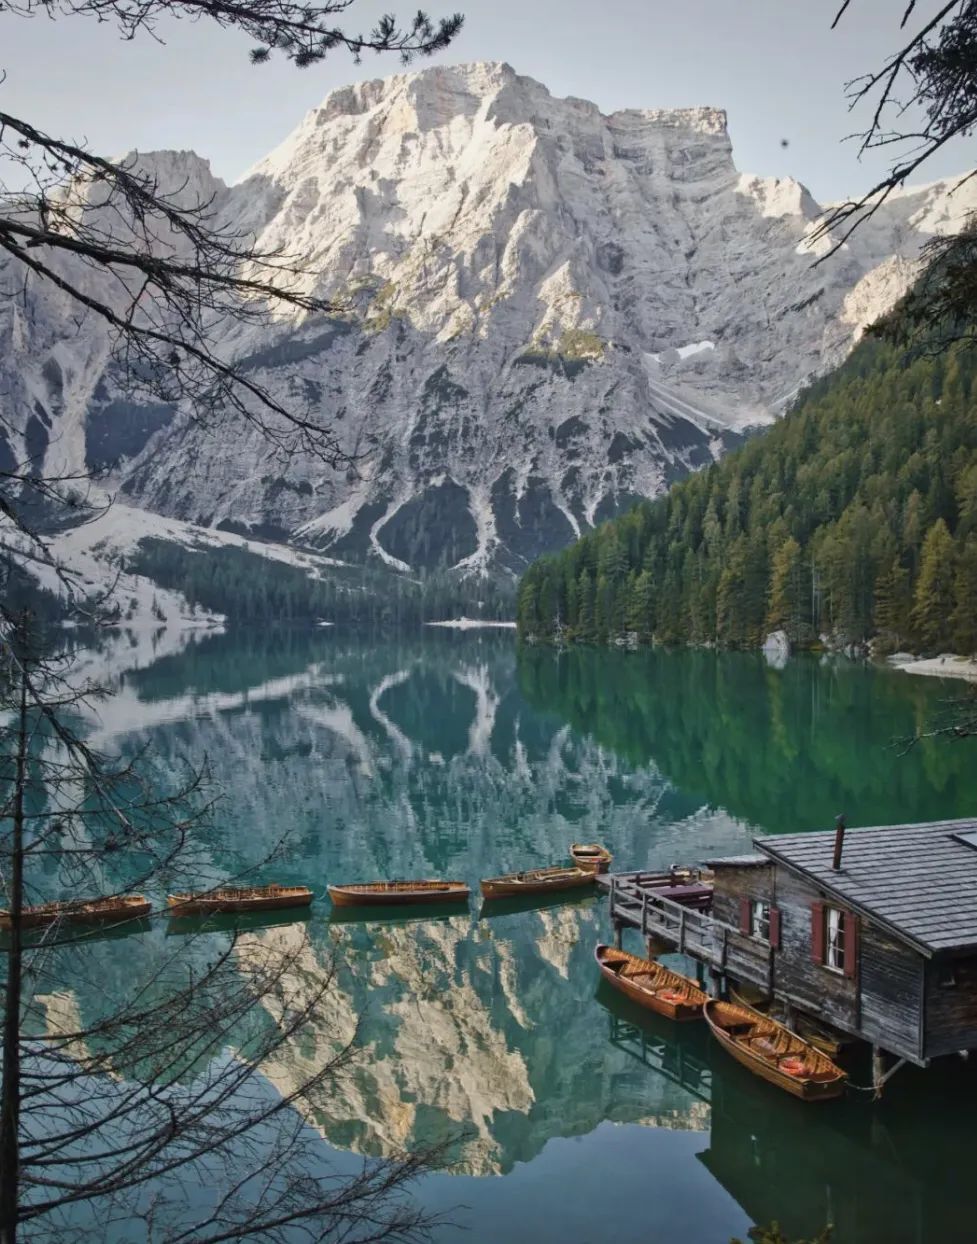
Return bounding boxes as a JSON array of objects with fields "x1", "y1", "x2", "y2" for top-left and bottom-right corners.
[{"x1": 1, "y1": 0, "x2": 972, "y2": 202}]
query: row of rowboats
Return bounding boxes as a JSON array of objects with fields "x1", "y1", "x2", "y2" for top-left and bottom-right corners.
[
  {"x1": 329, "y1": 842, "x2": 613, "y2": 906},
  {"x1": 0, "y1": 843, "x2": 615, "y2": 930},
  {"x1": 595, "y1": 944, "x2": 846, "y2": 1101},
  {"x1": 0, "y1": 885, "x2": 314, "y2": 930}
]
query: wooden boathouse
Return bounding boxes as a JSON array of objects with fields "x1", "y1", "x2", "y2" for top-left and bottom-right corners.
[{"x1": 602, "y1": 818, "x2": 977, "y2": 1082}]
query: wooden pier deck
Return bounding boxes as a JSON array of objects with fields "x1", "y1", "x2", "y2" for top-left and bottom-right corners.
[{"x1": 596, "y1": 872, "x2": 774, "y2": 992}]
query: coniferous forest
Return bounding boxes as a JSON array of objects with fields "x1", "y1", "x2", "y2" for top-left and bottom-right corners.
[
  {"x1": 128, "y1": 537, "x2": 515, "y2": 626},
  {"x1": 516, "y1": 326, "x2": 977, "y2": 655}
]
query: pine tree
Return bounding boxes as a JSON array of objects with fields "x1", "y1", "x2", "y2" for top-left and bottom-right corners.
[
  {"x1": 956, "y1": 463, "x2": 977, "y2": 538},
  {"x1": 576, "y1": 570, "x2": 596, "y2": 640},
  {"x1": 911, "y1": 519, "x2": 957, "y2": 650},
  {"x1": 951, "y1": 536, "x2": 977, "y2": 654},
  {"x1": 626, "y1": 569, "x2": 655, "y2": 637},
  {"x1": 873, "y1": 557, "x2": 911, "y2": 650},
  {"x1": 766, "y1": 536, "x2": 810, "y2": 642}
]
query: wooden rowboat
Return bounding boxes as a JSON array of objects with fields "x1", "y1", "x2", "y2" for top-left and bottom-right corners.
[
  {"x1": 0, "y1": 894, "x2": 151, "y2": 930},
  {"x1": 595, "y1": 945, "x2": 708, "y2": 1021},
  {"x1": 570, "y1": 843, "x2": 613, "y2": 873},
  {"x1": 704, "y1": 999, "x2": 846, "y2": 1101},
  {"x1": 480, "y1": 865, "x2": 595, "y2": 901},
  {"x1": 327, "y1": 881, "x2": 470, "y2": 908},
  {"x1": 167, "y1": 884, "x2": 313, "y2": 917}
]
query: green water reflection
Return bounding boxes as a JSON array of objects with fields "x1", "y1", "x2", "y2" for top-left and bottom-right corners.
[{"x1": 68, "y1": 628, "x2": 977, "y2": 1242}]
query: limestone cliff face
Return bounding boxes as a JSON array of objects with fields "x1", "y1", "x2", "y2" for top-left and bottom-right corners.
[{"x1": 4, "y1": 61, "x2": 974, "y2": 574}]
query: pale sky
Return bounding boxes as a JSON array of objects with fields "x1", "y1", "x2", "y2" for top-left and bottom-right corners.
[{"x1": 1, "y1": 0, "x2": 971, "y2": 202}]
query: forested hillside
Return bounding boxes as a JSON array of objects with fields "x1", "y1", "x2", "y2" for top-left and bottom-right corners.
[
  {"x1": 517, "y1": 329, "x2": 977, "y2": 654},
  {"x1": 129, "y1": 539, "x2": 514, "y2": 626}
]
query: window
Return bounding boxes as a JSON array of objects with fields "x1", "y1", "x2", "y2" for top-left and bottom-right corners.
[
  {"x1": 739, "y1": 897, "x2": 780, "y2": 947},
  {"x1": 811, "y1": 901, "x2": 857, "y2": 977},
  {"x1": 825, "y1": 906, "x2": 846, "y2": 973},
  {"x1": 750, "y1": 899, "x2": 770, "y2": 942},
  {"x1": 938, "y1": 964, "x2": 958, "y2": 988}
]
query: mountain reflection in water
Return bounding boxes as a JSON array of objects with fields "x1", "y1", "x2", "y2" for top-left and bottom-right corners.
[{"x1": 55, "y1": 626, "x2": 977, "y2": 1243}]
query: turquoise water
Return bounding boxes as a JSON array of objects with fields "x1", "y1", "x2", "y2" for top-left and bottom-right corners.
[{"x1": 68, "y1": 629, "x2": 977, "y2": 1242}]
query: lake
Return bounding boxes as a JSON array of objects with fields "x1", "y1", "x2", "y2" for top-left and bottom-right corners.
[{"x1": 67, "y1": 628, "x2": 977, "y2": 1243}]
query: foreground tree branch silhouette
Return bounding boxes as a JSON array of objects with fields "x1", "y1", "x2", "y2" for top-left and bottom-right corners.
[
  {"x1": 0, "y1": 618, "x2": 451, "y2": 1242},
  {"x1": 823, "y1": 2, "x2": 977, "y2": 339}
]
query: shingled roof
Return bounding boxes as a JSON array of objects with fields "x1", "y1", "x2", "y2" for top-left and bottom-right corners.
[{"x1": 754, "y1": 818, "x2": 977, "y2": 957}]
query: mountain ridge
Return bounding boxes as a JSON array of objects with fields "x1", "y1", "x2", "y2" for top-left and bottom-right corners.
[{"x1": 4, "y1": 60, "x2": 976, "y2": 587}]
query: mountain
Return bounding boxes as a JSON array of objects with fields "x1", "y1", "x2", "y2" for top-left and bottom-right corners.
[{"x1": 4, "y1": 60, "x2": 976, "y2": 583}]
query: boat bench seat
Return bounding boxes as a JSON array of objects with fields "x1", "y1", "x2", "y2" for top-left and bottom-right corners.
[{"x1": 724, "y1": 1021, "x2": 755, "y2": 1036}]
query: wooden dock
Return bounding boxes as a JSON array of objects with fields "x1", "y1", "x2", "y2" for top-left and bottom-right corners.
[{"x1": 597, "y1": 872, "x2": 774, "y2": 992}]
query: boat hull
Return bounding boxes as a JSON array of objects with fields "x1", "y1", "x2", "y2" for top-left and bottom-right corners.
[
  {"x1": 704, "y1": 1000, "x2": 846, "y2": 1101},
  {"x1": 167, "y1": 888, "x2": 313, "y2": 917},
  {"x1": 328, "y1": 883, "x2": 470, "y2": 908},
  {"x1": 480, "y1": 867, "x2": 595, "y2": 900},
  {"x1": 595, "y1": 945, "x2": 707, "y2": 1021},
  {"x1": 0, "y1": 896, "x2": 151, "y2": 930},
  {"x1": 570, "y1": 843, "x2": 613, "y2": 874}
]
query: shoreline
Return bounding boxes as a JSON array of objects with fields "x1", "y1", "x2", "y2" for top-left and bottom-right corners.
[
  {"x1": 898, "y1": 655, "x2": 977, "y2": 683},
  {"x1": 425, "y1": 618, "x2": 517, "y2": 630}
]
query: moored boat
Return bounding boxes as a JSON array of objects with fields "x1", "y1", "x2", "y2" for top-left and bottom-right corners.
[
  {"x1": 595, "y1": 944, "x2": 708, "y2": 1020},
  {"x1": 0, "y1": 894, "x2": 151, "y2": 930},
  {"x1": 703, "y1": 999, "x2": 846, "y2": 1101},
  {"x1": 570, "y1": 843, "x2": 613, "y2": 873},
  {"x1": 327, "y1": 880, "x2": 470, "y2": 908},
  {"x1": 167, "y1": 884, "x2": 313, "y2": 916},
  {"x1": 480, "y1": 865, "x2": 596, "y2": 901}
]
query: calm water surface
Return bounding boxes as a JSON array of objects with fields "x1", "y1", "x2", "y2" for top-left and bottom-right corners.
[{"x1": 75, "y1": 629, "x2": 977, "y2": 1243}]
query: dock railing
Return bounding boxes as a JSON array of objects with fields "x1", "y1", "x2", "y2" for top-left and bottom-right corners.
[
  {"x1": 607, "y1": 1012, "x2": 713, "y2": 1103},
  {"x1": 608, "y1": 875, "x2": 773, "y2": 992}
]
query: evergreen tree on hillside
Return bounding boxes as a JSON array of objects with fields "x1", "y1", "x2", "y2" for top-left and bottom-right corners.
[
  {"x1": 911, "y1": 520, "x2": 957, "y2": 650},
  {"x1": 767, "y1": 536, "x2": 810, "y2": 643},
  {"x1": 873, "y1": 557, "x2": 912, "y2": 652},
  {"x1": 952, "y1": 537, "x2": 977, "y2": 655}
]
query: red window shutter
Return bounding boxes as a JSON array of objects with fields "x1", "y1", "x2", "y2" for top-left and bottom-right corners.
[
  {"x1": 769, "y1": 906, "x2": 781, "y2": 950},
  {"x1": 843, "y1": 912, "x2": 859, "y2": 979},
  {"x1": 739, "y1": 897, "x2": 751, "y2": 935},
  {"x1": 811, "y1": 902, "x2": 825, "y2": 963}
]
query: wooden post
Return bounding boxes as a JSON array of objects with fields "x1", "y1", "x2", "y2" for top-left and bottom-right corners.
[
  {"x1": 647, "y1": 934, "x2": 669, "y2": 959},
  {"x1": 613, "y1": 920, "x2": 623, "y2": 950},
  {"x1": 872, "y1": 1048, "x2": 906, "y2": 1098},
  {"x1": 872, "y1": 1045, "x2": 885, "y2": 1098},
  {"x1": 641, "y1": 891, "x2": 648, "y2": 938},
  {"x1": 678, "y1": 907, "x2": 686, "y2": 955},
  {"x1": 608, "y1": 876, "x2": 616, "y2": 920}
]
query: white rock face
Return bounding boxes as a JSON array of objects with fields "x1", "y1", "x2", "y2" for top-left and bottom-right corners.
[{"x1": 3, "y1": 61, "x2": 975, "y2": 576}]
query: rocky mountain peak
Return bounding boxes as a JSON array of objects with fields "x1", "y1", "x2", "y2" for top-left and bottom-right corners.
[{"x1": 4, "y1": 63, "x2": 976, "y2": 584}]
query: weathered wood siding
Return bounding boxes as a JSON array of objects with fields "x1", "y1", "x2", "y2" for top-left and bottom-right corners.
[
  {"x1": 858, "y1": 924, "x2": 924, "y2": 1060},
  {"x1": 677, "y1": 858, "x2": 940, "y2": 1063},
  {"x1": 767, "y1": 866, "x2": 924, "y2": 1063},
  {"x1": 923, "y1": 956, "x2": 977, "y2": 1058},
  {"x1": 710, "y1": 864, "x2": 774, "y2": 930},
  {"x1": 767, "y1": 866, "x2": 860, "y2": 1034}
]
